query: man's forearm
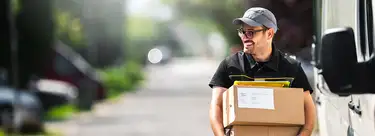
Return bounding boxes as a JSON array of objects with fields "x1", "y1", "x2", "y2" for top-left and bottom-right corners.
[
  {"x1": 209, "y1": 87, "x2": 227, "y2": 136},
  {"x1": 300, "y1": 92, "x2": 316, "y2": 136},
  {"x1": 209, "y1": 104, "x2": 225, "y2": 136}
]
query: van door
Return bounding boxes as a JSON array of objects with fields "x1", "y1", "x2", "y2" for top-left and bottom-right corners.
[
  {"x1": 350, "y1": 0, "x2": 375, "y2": 135},
  {"x1": 315, "y1": 0, "x2": 358, "y2": 135},
  {"x1": 350, "y1": 94, "x2": 375, "y2": 136}
]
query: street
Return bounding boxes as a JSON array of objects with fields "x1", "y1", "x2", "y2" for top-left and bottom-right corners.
[
  {"x1": 46, "y1": 57, "x2": 323, "y2": 136},
  {"x1": 46, "y1": 57, "x2": 218, "y2": 136}
]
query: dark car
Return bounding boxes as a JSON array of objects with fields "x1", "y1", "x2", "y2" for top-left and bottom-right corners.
[{"x1": 44, "y1": 41, "x2": 106, "y2": 102}]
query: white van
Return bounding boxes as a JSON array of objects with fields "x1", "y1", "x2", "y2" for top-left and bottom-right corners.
[{"x1": 313, "y1": 0, "x2": 375, "y2": 136}]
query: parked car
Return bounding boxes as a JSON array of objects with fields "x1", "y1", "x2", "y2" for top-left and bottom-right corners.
[
  {"x1": 44, "y1": 41, "x2": 106, "y2": 100},
  {"x1": 0, "y1": 86, "x2": 43, "y2": 133},
  {"x1": 33, "y1": 79, "x2": 78, "y2": 112}
]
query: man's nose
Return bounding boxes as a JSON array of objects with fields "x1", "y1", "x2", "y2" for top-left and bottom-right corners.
[{"x1": 242, "y1": 36, "x2": 251, "y2": 40}]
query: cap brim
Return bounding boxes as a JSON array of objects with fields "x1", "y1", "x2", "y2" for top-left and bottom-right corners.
[{"x1": 232, "y1": 18, "x2": 262, "y2": 27}]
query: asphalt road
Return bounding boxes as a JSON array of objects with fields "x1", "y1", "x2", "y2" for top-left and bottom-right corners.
[
  {"x1": 46, "y1": 57, "x2": 218, "y2": 136},
  {"x1": 46, "y1": 57, "x2": 323, "y2": 136}
]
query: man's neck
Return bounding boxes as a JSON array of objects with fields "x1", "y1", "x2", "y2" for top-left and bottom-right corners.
[{"x1": 250, "y1": 45, "x2": 273, "y2": 62}]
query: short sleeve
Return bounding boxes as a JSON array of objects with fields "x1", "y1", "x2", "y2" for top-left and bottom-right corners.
[
  {"x1": 291, "y1": 63, "x2": 313, "y2": 94},
  {"x1": 208, "y1": 59, "x2": 232, "y2": 89}
]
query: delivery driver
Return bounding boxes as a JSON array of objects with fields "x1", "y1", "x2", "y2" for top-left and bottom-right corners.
[{"x1": 208, "y1": 7, "x2": 316, "y2": 136}]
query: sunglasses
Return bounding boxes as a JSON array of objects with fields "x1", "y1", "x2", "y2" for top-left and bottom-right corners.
[{"x1": 237, "y1": 28, "x2": 268, "y2": 38}]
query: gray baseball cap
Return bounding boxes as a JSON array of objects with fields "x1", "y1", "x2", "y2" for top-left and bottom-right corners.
[{"x1": 233, "y1": 7, "x2": 278, "y2": 33}]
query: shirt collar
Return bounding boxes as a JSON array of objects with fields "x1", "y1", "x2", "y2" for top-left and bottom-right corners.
[{"x1": 243, "y1": 44, "x2": 279, "y2": 71}]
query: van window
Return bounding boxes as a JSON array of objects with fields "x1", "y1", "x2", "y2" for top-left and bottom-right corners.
[
  {"x1": 370, "y1": 0, "x2": 375, "y2": 55},
  {"x1": 359, "y1": 0, "x2": 367, "y2": 58}
]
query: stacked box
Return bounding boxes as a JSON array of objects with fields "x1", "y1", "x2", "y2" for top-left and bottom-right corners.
[{"x1": 223, "y1": 85, "x2": 305, "y2": 136}]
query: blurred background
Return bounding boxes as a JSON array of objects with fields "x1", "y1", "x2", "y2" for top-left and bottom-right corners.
[{"x1": 0, "y1": 0, "x2": 322, "y2": 135}]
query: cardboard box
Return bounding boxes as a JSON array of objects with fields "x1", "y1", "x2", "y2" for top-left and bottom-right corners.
[
  {"x1": 223, "y1": 85, "x2": 305, "y2": 127},
  {"x1": 227, "y1": 125, "x2": 300, "y2": 136}
]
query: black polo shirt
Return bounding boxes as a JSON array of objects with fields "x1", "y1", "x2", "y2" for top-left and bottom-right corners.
[{"x1": 208, "y1": 45, "x2": 313, "y2": 94}]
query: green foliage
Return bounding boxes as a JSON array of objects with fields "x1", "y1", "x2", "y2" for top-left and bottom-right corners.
[
  {"x1": 45, "y1": 104, "x2": 78, "y2": 120},
  {"x1": 126, "y1": 16, "x2": 159, "y2": 40},
  {"x1": 11, "y1": 0, "x2": 21, "y2": 15},
  {"x1": 99, "y1": 61, "x2": 145, "y2": 99},
  {"x1": 54, "y1": 9, "x2": 87, "y2": 49},
  {"x1": 55, "y1": 11, "x2": 70, "y2": 36},
  {"x1": 67, "y1": 18, "x2": 84, "y2": 46}
]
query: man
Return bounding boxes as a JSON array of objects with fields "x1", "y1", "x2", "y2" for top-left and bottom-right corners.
[{"x1": 208, "y1": 7, "x2": 316, "y2": 136}]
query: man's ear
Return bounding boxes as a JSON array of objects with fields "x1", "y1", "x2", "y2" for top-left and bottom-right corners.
[{"x1": 267, "y1": 28, "x2": 275, "y2": 40}]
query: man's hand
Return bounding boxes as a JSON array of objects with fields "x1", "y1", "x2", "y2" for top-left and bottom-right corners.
[
  {"x1": 299, "y1": 91, "x2": 316, "y2": 136},
  {"x1": 298, "y1": 128, "x2": 313, "y2": 136},
  {"x1": 209, "y1": 87, "x2": 227, "y2": 136}
]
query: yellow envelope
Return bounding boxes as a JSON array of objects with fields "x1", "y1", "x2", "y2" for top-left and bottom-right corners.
[{"x1": 230, "y1": 75, "x2": 294, "y2": 87}]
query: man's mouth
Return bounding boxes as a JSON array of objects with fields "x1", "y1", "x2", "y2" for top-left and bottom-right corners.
[{"x1": 243, "y1": 40, "x2": 253, "y2": 46}]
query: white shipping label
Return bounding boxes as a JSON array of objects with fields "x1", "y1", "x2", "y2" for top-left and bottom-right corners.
[{"x1": 237, "y1": 87, "x2": 275, "y2": 110}]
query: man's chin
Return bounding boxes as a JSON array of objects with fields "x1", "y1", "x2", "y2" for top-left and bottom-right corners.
[{"x1": 243, "y1": 49, "x2": 254, "y2": 54}]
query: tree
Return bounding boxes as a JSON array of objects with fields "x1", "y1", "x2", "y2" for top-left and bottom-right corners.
[
  {"x1": 162, "y1": 0, "x2": 246, "y2": 47},
  {"x1": 54, "y1": 0, "x2": 127, "y2": 68},
  {"x1": 163, "y1": 0, "x2": 314, "y2": 60}
]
